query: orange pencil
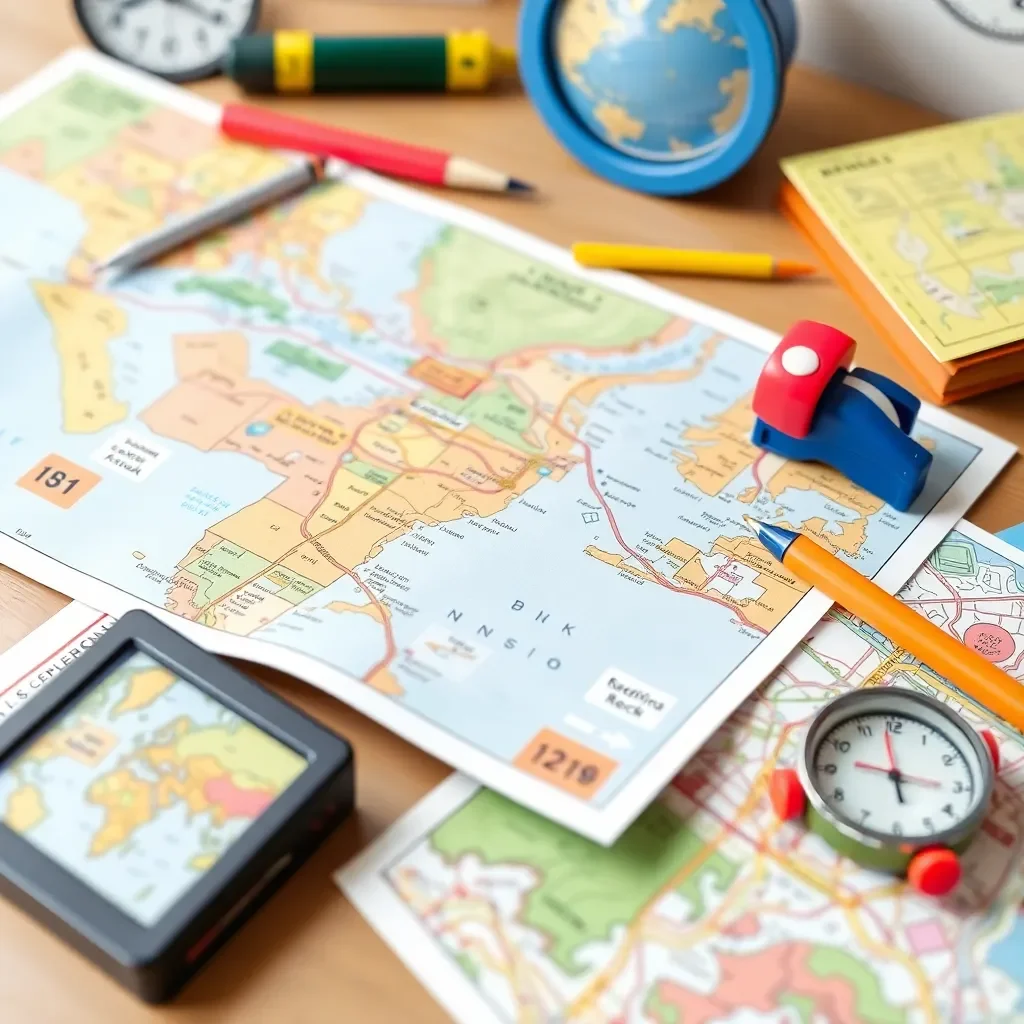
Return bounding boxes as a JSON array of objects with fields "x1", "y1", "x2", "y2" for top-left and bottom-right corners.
[{"x1": 746, "y1": 517, "x2": 1024, "y2": 733}]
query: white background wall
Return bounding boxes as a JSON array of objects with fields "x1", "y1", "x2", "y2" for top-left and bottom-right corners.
[{"x1": 793, "y1": 0, "x2": 1024, "y2": 117}]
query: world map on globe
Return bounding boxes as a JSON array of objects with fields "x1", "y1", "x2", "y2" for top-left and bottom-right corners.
[{"x1": 554, "y1": 0, "x2": 750, "y2": 161}]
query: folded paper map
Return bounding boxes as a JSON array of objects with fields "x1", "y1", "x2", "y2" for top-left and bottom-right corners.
[
  {"x1": 340, "y1": 521, "x2": 1024, "y2": 1023},
  {"x1": 0, "y1": 50, "x2": 1011, "y2": 842}
]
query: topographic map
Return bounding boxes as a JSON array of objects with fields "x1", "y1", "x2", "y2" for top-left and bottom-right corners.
[
  {"x1": 0, "y1": 649, "x2": 305, "y2": 925},
  {"x1": 783, "y1": 112, "x2": 1024, "y2": 362},
  {"x1": 340, "y1": 521, "x2": 1024, "y2": 1024},
  {"x1": 0, "y1": 52, "x2": 1010, "y2": 842}
]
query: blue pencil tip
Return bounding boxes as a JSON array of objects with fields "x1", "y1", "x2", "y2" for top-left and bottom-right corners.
[
  {"x1": 743, "y1": 516, "x2": 799, "y2": 562},
  {"x1": 507, "y1": 178, "x2": 535, "y2": 193}
]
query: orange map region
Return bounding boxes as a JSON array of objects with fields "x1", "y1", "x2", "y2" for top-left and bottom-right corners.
[
  {"x1": 407, "y1": 356, "x2": 484, "y2": 399},
  {"x1": 141, "y1": 330, "x2": 582, "y2": 690}
]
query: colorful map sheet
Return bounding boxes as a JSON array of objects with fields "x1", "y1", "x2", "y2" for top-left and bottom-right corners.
[
  {"x1": 0, "y1": 51, "x2": 1012, "y2": 842},
  {"x1": 782, "y1": 113, "x2": 1024, "y2": 363},
  {"x1": 339, "y1": 520, "x2": 1024, "y2": 1024}
]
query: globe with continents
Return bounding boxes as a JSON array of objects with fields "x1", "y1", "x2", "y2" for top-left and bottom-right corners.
[{"x1": 553, "y1": 0, "x2": 750, "y2": 161}]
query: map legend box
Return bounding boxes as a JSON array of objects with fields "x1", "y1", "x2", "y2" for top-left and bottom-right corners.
[
  {"x1": 513, "y1": 728, "x2": 617, "y2": 799},
  {"x1": 17, "y1": 455, "x2": 101, "y2": 509},
  {"x1": 584, "y1": 667, "x2": 677, "y2": 731}
]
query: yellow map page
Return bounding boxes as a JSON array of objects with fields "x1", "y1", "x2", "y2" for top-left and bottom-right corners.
[{"x1": 782, "y1": 112, "x2": 1024, "y2": 361}]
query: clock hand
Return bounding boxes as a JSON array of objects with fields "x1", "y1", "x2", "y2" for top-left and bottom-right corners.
[
  {"x1": 881, "y1": 729, "x2": 906, "y2": 802},
  {"x1": 853, "y1": 761, "x2": 942, "y2": 788},
  {"x1": 883, "y1": 729, "x2": 898, "y2": 772},
  {"x1": 165, "y1": 0, "x2": 223, "y2": 24}
]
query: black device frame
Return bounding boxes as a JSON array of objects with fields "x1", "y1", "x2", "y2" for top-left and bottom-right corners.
[
  {"x1": 0, "y1": 609, "x2": 354, "y2": 1002},
  {"x1": 72, "y1": 0, "x2": 263, "y2": 83}
]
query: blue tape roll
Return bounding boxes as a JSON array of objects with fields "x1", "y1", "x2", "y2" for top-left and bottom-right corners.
[{"x1": 518, "y1": 0, "x2": 797, "y2": 196}]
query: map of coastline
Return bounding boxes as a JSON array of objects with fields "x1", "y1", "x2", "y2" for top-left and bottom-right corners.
[{"x1": 0, "y1": 53, "x2": 1008, "y2": 841}]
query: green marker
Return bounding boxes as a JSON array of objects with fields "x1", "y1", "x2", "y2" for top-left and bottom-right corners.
[{"x1": 225, "y1": 30, "x2": 518, "y2": 94}]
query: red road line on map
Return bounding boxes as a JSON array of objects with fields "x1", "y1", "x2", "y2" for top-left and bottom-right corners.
[
  {"x1": 111, "y1": 290, "x2": 417, "y2": 394},
  {"x1": 918, "y1": 563, "x2": 965, "y2": 635},
  {"x1": 0, "y1": 613, "x2": 109, "y2": 698}
]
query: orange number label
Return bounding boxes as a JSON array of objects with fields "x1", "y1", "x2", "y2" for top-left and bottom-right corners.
[
  {"x1": 17, "y1": 455, "x2": 101, "y2": 509},
  {"x1": 513, "y1": 728, "x2": 618, "y2": 800}
]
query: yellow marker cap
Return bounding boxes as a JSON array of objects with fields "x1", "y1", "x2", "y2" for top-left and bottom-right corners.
[{"x1": 273, "y1": 30, "x2": 314, "y2": 94}]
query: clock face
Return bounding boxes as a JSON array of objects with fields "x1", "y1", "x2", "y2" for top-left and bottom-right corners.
[
  {"x1": 74, "y1": 0, "x2": 260, "y2": 82},
  {"x1": 935, "y1": 0, "x2": 1024, "y2": 40},
  {"x1": 802, "y1": 689, "x2": 992, "y2": 848}
]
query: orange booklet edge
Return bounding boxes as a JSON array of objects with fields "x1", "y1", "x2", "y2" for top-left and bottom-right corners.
[{"x1": 778, "y1": 182, "x2": 1024, "y2": 405}]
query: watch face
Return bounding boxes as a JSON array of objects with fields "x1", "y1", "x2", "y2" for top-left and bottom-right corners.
[
  {"x1": 74, "y1": 0, "x2": 260, "y2": 82},
  {"x1": 802, "y1": 689, "x2": 992, "y2": 847},
  {"x1": 935, "y1": 0, "x2": 1024, "y2": 40}
]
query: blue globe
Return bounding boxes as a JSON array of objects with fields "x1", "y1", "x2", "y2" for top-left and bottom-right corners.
[{"x1": 553, "y1": 0, "x2": 751, "y2": 161}]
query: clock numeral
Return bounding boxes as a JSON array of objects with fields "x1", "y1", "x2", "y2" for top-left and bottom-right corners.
[
  {"x1": 942, "y1": 753, "x2": 956, "y2": 766},
  {"x1": 833, "y1": 788, "x2": 845, "y2": 802},
  {"x1": 953, "y1": 780, "x2": 965, "y2": 794},
  {"x1": 136, "y1": 26, "x2": 148, "y2": 47},
  {"x1": 831, "y1": 738, "x2": 850, "y2": 753},
  {"x1": 821, "y1": 763, "x2": 837, "y2": 775},
  {"x1": 886, "y1": 719, "x2": 903, "y2": 734},
  {"x1": 892, "y1": 821, "x2": 903, "y2": 836},
  {"x1": 859, "y1": 809, "x2": 871, "y2": 823},
  {"x1": 943, "y1": 803, "x2": 955, "y2": 817},
  {"x1": 196, "y1": 27, "x2": 209, "y2": 47},
  {"x1": 923, "y1": 816, "x2": 935, "y2": 833},
  {"x1": 857, "y1": 723, "x2": 872, "y2": 737},
  {"x1": 921, "y1": 734, "x2": 927, "y2": 745},
  {"x1": 162, "y1": 36, "x2": 178, "y2": 57}
]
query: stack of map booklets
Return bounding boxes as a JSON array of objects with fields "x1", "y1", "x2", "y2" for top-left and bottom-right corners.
[
  {"x1": 0, "y1": 50, "x2": 1012, "y2": 848},
  {"x1": 781, "y1": 114, "x2": 1024, "y2": 405}
]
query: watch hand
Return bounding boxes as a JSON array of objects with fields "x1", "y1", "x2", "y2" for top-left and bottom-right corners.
[
  {"x1": 884, "y1": 729, "x2": 898, "y2": 772},
  {"x1": 880, "y1": 729, "x2": 906, "y2": 802},
  {"x1": 853, "y1": 761, "x2": 942, "y2": 788},
  {"x1": 893, "y1": 774, "x2": 905, "y2": 804},
  {"x1": 165, "y1": 0, "x2": 223, "y2": 24}
]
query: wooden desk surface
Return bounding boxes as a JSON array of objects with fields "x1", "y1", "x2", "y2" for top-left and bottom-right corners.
[{"x1": 0, "y1": 2, "x2": 1021, "y2": 1020}]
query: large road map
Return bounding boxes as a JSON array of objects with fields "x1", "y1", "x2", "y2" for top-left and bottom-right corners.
[
  {"x1": 341, "y1": 521, "x2": 1024, "y2": 1023},
  {"x1": 0, "y1": 52, "x2": 1011, "y2": 841}
]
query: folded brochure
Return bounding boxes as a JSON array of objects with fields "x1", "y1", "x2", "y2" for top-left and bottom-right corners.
[
  {"x1": 0, "y1": 49, "x2": 1012, "y2": 842},
  {"x1": 338, "y1": 519, "x2": 1024, "y2": 1023}
]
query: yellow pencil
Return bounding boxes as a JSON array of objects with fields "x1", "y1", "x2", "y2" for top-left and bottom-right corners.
[
  {"x1": 572, "y1": 242, "x2": 817, "y2": 280},
  {"x1": 747, "y1": 517, "x2": 1024, "y2": 733}
]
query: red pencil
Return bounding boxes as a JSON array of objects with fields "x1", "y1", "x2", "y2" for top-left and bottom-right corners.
[{"x1": 220, "y1": 103, "x2": 533, "y2": 195}]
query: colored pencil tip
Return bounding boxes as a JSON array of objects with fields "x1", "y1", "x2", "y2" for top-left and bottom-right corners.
[
  {"x1": 741, "y1": 515, "x2": 761, "y2": 535},
  {"x1": 507, "y1": 178, "x2": 536, "y2": 194},
  {"x1": 774, "y1": 260, "x2": 819, "y2": 279}
]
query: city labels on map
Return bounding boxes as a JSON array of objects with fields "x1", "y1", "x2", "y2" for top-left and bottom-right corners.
[
  {"x1": 410, "y1": 397, "x2": 469, "y2": 432},
  {"x1": 90, "y1": 430, "x2": 171, "y2": 482},
  {"x1": 584, "y1": 667, "x2": 677, "y2": 730}
]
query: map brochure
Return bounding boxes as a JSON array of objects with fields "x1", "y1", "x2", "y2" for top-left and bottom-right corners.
[
  {"x1": 0, "y1": 601, "x2": 114, "y2": 726},
  {"x1": 338, "y1": 519, "x2": 1024, "y2": 1024},
  {"x1": 781, "y1": 113, "x2": 1024, "y2": 364},
  {"x1": 0, "y1": 50, "x2": 1014, "y2": 845}
]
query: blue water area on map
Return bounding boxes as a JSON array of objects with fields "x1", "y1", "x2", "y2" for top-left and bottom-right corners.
[
  {"x1": 999, "y1": 522, "x2": 1024, "y2": 555},
  {"x1": 0, "y1": 168, "x2": 86, "y2": 276},
  {"x1": 970, "y1": 531, "x2": 1024, "y2": 591},
  {"x1": 987, "y1": 912, "x2": 1024, "y2": 1004},
  {"x1": 554, "y1": 323, "x2": 719, "y2": 375},
  {"x1": 317, "y1": 197, "x2": 444, "y2": 346}
]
